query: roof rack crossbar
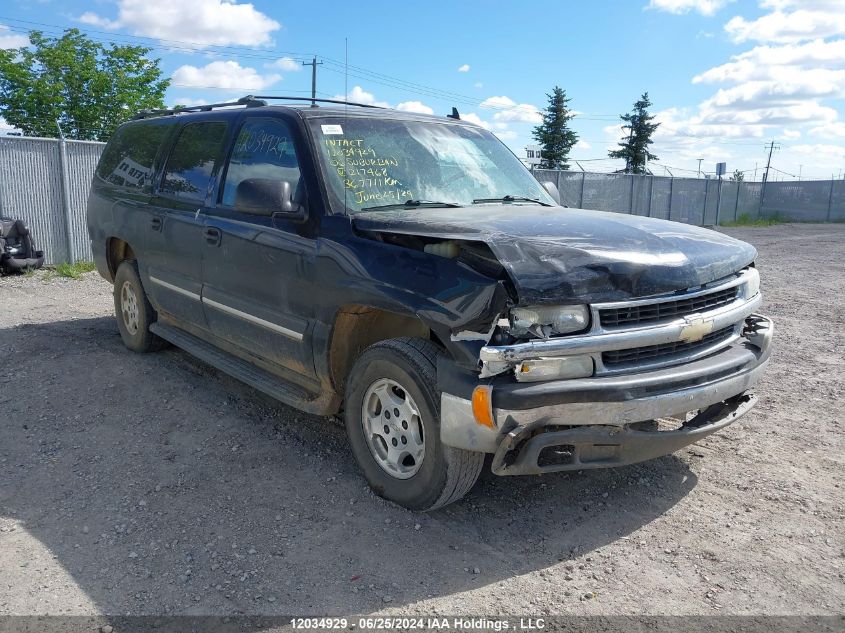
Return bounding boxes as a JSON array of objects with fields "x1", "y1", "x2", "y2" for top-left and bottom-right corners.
[
  {"x1": 132, "y1": 94, "x2": 383, "y2": 120},
  {"x1": 249, "y1": 95, "x2": 382, "y2": 109},
  {"x1": 132, "y1": 96, "x2": 265, "y2": 120}
]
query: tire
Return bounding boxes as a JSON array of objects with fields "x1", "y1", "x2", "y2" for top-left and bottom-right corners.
[
  {"x1": 113, "y1": 260, "x2": 167, "y2": 353},
  {"x1": 344, "y1": 337, "x2": 485, "y2": 511}
]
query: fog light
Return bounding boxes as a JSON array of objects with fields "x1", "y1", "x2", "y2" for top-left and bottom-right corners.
[{"x1": 516, "y1": 356, "x2": 593, "y2": 383}]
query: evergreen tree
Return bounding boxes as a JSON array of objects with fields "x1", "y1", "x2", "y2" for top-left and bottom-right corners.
[
  {"x1": 532, "y1": 86, "x2": 578, "y2": 170},
  {"x1": 730, "y1": 169, "x2": 745, "y2": 182},
  {"x1": 0, "y1": 29, "x2": 169, "y2": 141},
  {"x1": 608, "y1": 92, "x2": 660, "y2": 174}
]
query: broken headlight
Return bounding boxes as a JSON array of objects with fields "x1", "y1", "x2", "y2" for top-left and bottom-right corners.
[
  {"x1": 745, "y1": 267, "x2": 760, "y2": 298},
  {"x1": 509, "y1": 304, "x2": 590, "y2": 338}
]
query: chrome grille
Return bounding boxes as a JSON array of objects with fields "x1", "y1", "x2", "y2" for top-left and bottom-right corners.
[
  {"x1": 602, "y1": 326, "x2": 734, "y2": 367},
  {"x1": 599, "y1": 287, "x2": 738, "y2": 327}
]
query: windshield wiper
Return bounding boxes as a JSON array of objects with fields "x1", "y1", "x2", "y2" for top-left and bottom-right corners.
[
  {"x1": 360, "y1": 199, "x2": 462, "y2": 212},
  {"x1": 471, "y1": 195, "x2": 553, "y2": 207}
]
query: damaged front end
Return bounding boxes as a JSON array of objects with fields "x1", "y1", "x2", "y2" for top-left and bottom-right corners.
[{"x1": 351, "y1": 207, "x2": 772, "y2": 475}]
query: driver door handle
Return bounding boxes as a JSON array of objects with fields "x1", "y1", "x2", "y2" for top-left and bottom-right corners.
[{"x1": 204, "y1": 227, "x2": 222, "y2": 247}]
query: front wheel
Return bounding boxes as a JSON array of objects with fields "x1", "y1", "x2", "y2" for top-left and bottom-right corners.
[
  {"x1": 344, "y1": 338, "x2": 485, "y2": 511},
  {"x1": 113, "y1": 260, "x2": 167, "y2": 353}
]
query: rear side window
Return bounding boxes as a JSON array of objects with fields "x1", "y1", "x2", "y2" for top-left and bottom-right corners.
[
  {"x1": 95, "y1": 121, "x2": 169, "y2": 192},
  {"x1": 221, "y1": 118, "x2": 301, "y2": 208},
  {"x1": 160, "y1": 122, "x2": 228, "y2": 203}
]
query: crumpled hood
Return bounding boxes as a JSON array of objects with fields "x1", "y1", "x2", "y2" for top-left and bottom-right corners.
[{"x1": 352, "y1": 206, "x2": 757, "y2": 304}]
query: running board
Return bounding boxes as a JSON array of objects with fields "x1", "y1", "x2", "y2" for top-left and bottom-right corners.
[{"x1": 150, "y1": 322, "x2": 337, "y2": 415}]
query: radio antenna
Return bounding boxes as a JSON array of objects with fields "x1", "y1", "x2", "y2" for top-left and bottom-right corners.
[{"x1": 344, "y1": 36, "x2": 348, "y2": 212}]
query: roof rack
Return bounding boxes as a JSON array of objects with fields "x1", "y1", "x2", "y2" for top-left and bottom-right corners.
[
  {"x1": 250, "y1": 95, "x2": 383, "y2": 109},
  {"x1": 132, "y1": 94, "x2": 382, "y2": 120}
]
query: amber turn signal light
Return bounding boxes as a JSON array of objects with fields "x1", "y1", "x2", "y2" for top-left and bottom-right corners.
[{"x1": 471, "y1": 385, "x2": 495, "y2": 428}]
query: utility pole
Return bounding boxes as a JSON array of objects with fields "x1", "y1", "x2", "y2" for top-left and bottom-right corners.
[
  {"x1": 302, "y1": 56, "x2": 323, "y2": 106},
  {"x1": 798, "y1": 164, "x2": 803, "y2": 181},
  {"x1": 760, "y1": 140, "x2": 779, "y2": 218},
  {"x1": 762, "y1": 140, "x2": 778, "y2": 185},
  {"x1": 697, "y1": 158, "x2": 703, "y2": 178}
]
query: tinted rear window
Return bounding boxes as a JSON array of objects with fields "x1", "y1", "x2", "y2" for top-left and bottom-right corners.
[
  {"x1": 160, "y1": 122, "x2": 228, "y2": 203},
  {"x1": 96, "y1": 120, "x2": 170, "y2": 191}
]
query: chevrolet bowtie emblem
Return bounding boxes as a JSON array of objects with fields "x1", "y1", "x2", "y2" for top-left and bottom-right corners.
[{"x1": 679, "y1": 315, "x2": 714, "y2": 343}]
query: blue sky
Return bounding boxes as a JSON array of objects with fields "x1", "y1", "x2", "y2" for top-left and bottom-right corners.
[{"x1": 1, "y1": 0, "x2": 843, "y2": 179}]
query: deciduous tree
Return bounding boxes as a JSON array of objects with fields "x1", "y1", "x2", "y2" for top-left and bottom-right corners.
[{"x1": 0, "y1": 29, "x2": 169, "y2": 141}]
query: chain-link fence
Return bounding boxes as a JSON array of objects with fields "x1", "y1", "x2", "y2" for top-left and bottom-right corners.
[
  {"x1": 1, "y1": 135, "x2": 844, "y2": 266},
  {"x1": 533, "y1": 169, "x2": 845, "y2": 225}
]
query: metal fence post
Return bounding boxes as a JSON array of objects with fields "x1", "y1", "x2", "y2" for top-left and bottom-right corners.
[
  {"x1": 628, "y1": 174, "x2": 635, "y2": 214},
  {"x1": 702, "y1": 179, "x2": 709, "y2": 225},
  {"x1": 827, "y1": 179, "x2": 835, "y2": 222},
  {"x1": 579, "y1": 171, "x2": 585, "y2": 208},
  {"x1": 715, "y1": 176, "x2": 724, "y2": 226},
  {"x1": 667, "y1": 177, "x2": 674, "y2": 221},
  {"x1": 646, "y1": 175, "x2": 654, "y2": 217},
  {"x1": 56, "y1": 135, "x2": 75, "y2": 263},
  {"x1": 556, "y1": 170, "x2": 562, "y2": 200},
  {"x1": 734, "y1": 181, "x2": 741, "y2": 221}
]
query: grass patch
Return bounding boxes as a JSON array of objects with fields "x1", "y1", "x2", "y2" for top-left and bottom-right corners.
[
  {"x1": 723, "y1": 213, "x2": 786, "y2": 227},
  {"x1": 52, "y1": 261, "x2": 96, "y2": 280}
]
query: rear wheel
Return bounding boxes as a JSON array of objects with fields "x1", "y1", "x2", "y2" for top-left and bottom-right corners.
[
  {"x1": 344, "y1": 338, "x2": 484, "y2": 511},
  {"x1": 113, "y1": 260, "x2": 167, "y2": 353}
]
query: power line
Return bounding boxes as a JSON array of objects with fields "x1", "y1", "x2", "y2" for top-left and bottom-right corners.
[{"x1": 0, "y1": 16, "x2": 625, "y2": 119}]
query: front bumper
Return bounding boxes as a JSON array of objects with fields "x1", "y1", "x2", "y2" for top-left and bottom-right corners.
[{"x1": 440, "y1": 314, "x2": 772, "y2": 475}]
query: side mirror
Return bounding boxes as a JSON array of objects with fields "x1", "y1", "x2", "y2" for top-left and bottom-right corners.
[
  {"x1": 541, "y1": 181, "x2": 561, "y2": 206},
  {"x1": 234, "y1": 178, "x2": 305, "y2": 220}
]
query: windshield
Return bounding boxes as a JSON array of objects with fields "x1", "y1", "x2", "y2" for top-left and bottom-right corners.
[{"x1": 309, "y1": 116, "x2": 555, "y2": 213}]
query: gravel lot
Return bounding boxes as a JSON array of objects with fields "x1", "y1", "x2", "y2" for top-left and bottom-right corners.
[{"x1": 0, "y1": 223, "x2": 843, "y2": 617}]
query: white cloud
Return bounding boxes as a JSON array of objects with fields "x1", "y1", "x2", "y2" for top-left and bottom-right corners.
[
  {"x1": 495, "y1": 130, "x2": 518, "y2": 140},
  {"x1": 693, "y1": 39, "x2": 845, "y2": 84},
  {"x1": 647, "y1": 0, "x2": 734, "y2": 16},
  {"x1": 652, "y1": 0, "x2": 845, "y2": 161},
  {"x1": 810, "y1": 121, "x2": 845, "y2": 137},
  {"x1": 77, "y1": 12, "x2": 122, "y2": 29},
  {"x1": 791, "y1": 143, "x2": 845, "y2": 157},
  {"x1": 332, "y1": 87, "x2": 436, "y2": 114},
  {"x1": 396, "y1": 101, "x2": 435, "y2": 115},
  {"x1": 170, "y1": 97, "x2": 210, "y2": 107},
  {"x1": 725, "y1": 2, "x2": 845, "y2": 43},
  {"x1": 473, "y1": 82, "x2": 483, "y2": 89},
  {"x1": 333, "y1": 86, "x2": 391, "y2": 108},
  {"x1": 172, "y1": 61, "x2": 281, "y2": 90},
  {"x1": 480, "y1": 95, "x2": 543, "y2": 124},
  {"x1": 0, "y1": 24, "x2": 29, "y2": 49},
  {"x1": 457, "y1": 64, "x2": 470, "y2": 72},
  {"x1": 266, "y1": 57, "x2": 301, "y2": 72},
  {"x1": 575, "y1": 140, "x2": 592, "y2": 150},
  {"x1": 77, "y1": 0, "x2": 280, "y2": 47},
  {"x1": 460, "y1": 112, "x2": 492, "y2": 130}
]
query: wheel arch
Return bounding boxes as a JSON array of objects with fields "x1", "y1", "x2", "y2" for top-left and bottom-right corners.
[
  {"x1": 328, "y1": 304, "x2": 448, "y2": 397},
  {"x1": 105, "y1": 237, "x2": 136, "y2": 282}
]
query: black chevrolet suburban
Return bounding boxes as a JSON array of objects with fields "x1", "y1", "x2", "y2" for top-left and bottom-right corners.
[{"x1": 87, "y1": 96, "x2": 772, "y2": 510}]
